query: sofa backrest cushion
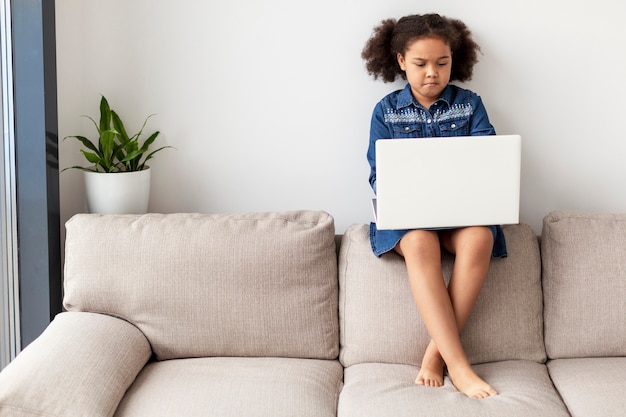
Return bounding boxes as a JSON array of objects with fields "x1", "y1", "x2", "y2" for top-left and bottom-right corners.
[
  {"x1": 63, "y1": 211, "x2": 339, "y2": 361},
  {"x1": 339, "y1": 223, "x2": 546, "y2": 367},
  {"x1": 542, "y1": 210, "x2": 626, "y2": 359}
]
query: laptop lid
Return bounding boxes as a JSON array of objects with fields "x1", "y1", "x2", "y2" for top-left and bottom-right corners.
[{"x1": 373, "y1": 135, "x2": 521, "y2": 230}]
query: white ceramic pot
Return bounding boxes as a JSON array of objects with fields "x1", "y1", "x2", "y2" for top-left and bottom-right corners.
[{"x1": 84, "y1": 167, "x2": 151, "y2": 214}]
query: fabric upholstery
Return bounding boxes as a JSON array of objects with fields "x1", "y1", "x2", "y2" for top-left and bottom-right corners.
[
  {"x1": 547, "y1": 357, "x2": 626, "y2": 417},
  {"x1": 338, "y1": 223, "x2": 545, "y2": 367},
  {"x1": 63, "y1": 211, "x2": 338, "y2": 361},
  {"x1": 0, "y1": 312, "x2": 150, "y2": 417},
  {"x1": 339, "y1": 361, "x2": 570, "y2": 417},
  {"x1": 542, "y1": 211, "x2": 626, "y2": 359},
  {"x1": 5, "y1": 209, "x2": 626, "y2": 417},
  {"x1": 114, "y1": 357, "x2": 343, "y2": 417}
]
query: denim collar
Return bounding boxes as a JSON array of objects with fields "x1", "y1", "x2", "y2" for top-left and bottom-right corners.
[{"x1": 396, "y1": 83, "x2": 453, "y2": 110}]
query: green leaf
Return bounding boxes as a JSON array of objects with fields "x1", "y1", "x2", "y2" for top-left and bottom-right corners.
[
  {"x1": 80, "y1": 150, "x2": 100, "y2": 162},
  {"x1": 111, "y1": 110, "x2": 130, "y2": 144},
  {"x1": 137, "y1": 145, "x2": 174, "y2": 170},
  {"x1": 63, "y1": 135, "x2": 100, "y2": 155},
  {"x1": 139, "y1": 131, "x2": 160, "y2": 152},
  {"x1": 99, "y1": 95, "x2": 112, "y2": 133},
  {"x1": 99, "y1": 130, "x2": 117, "y2": 169},
  {"x1": 83, "y1": 115, "x2": 101, "y2": 136},
  {"x1": 119, "y1": 148, "x2": 142, "y2": 163},
  {"x1": 130, "y1": 114, "x2": 156, "y2": 142}
]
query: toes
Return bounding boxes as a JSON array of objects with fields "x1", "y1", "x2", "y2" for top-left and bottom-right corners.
[
  {"x1": 415, "y1": 375, "x2": 443, "y2": 387},
  {"x1": 469, "y1": 386, "x2": 498, "y2": 399}
]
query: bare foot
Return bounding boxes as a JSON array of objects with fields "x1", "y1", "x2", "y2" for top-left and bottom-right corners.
[
  {"x1": 415, "y1": 341, "x2": 445, "y2": 387},
  {"x1": 448, "y1": 366, "x2": 498, "y2": 399}
]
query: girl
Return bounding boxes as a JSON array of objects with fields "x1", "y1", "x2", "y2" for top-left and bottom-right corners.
[{"x1": 362, "y1": 13, "x2": 506, "y2": 399}]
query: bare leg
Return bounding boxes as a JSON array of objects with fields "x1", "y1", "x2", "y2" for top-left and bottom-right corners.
[
  {"x1": 396, "y1": 227, "x2": 497, "y2": 398},
  {"x1": 395, "y1": 230, "x2": 450, "y2": 388}
]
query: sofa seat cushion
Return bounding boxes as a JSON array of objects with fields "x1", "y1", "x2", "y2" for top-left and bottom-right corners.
[
  {"x1": 338, "y1": 361, "x2": 570, "y2": 417},
  {"x1": 63, "y1": 211, "x2": 338, "y2": 361},
  {"x1": 339, "y1": 223, "x2": 545, "y2": 367},
  {"x1": 113, "y1": 357, "x2": 343, "y2": 417},
  {"x1": 542, "y1": 211, "x2": 626, "y2": 359},
  {"x1": 548, "y1": 357, "x2": 626, "y2": 417}
]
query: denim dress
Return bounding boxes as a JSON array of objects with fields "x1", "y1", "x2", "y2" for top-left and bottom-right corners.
[{"x1": 367, "y1": 83, "x2": 508, "y2": 258}]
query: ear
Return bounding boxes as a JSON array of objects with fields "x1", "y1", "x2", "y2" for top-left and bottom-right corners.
[{"x1": 397, "y1": 53, "x2": 406, "y2": 71}]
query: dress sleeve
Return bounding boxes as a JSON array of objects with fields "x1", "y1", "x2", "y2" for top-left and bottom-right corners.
[
  {"x1": 470, "y1": 95, "x2": 497, "y2": 136},
  {"x1": 366, "y1": 102, "x2": 393, "y2": 193}
]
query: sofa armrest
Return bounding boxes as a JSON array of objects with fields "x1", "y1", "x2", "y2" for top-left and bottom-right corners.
[{"x1": 0, "y1": 312, "x2": 151, "y2": 417}]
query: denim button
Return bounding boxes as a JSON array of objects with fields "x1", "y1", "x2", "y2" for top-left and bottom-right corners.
[
  {"x1": 451, "y1": 123, "x2": 456, "y2": 128},
  {"x1": 427, "y1": 119, "x2": 432, "y2": 123}
]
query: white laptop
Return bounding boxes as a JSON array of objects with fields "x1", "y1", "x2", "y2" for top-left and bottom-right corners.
[{"x1": 372, "y1": 135, "x2": 521, "y2": 230}]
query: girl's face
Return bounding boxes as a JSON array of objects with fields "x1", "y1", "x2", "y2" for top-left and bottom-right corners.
[{"x1": 397, "y1": 37, "x2": 452, "y2": 109}]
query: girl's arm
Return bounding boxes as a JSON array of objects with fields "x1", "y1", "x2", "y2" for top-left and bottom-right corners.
[
  {"x1": 367, "y1": 102, "x2": 393, "y2": 193},
  {"x1": 469, "y1": 96, "x2": 496, "y2": 136}
]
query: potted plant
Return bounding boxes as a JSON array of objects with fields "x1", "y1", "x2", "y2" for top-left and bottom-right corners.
[{"x1": 63, "y1": 95, "x2": 172, "y2": 214}]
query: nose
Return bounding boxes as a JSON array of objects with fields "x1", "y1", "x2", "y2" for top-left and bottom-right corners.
[{"x1": 426, "y1": 64, "x2": 438, "y2": 77}]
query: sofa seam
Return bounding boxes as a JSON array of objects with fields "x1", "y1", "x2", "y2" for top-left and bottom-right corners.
[
  {"x1": 0, "y1": 403, "x2": 61, "y2": 417},
  {"x1": 337, "y1": 229, "x2": 353, "y2": 367}
]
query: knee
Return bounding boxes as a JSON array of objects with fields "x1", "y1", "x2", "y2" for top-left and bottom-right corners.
[
  {"x1": 443, "y1": 227, "x2": 493, "y2": 257},
  {"x1": 457, "y1": 227, "x2": 494, "y2": 256},
  {"x1": 395, "y1": 230, "x2": 440, "y2": 258},
  {"x1": 467, "y1": 226, "x2": 494, "y2": 245}
]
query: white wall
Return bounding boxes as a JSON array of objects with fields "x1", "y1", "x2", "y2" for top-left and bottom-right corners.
[{"x1": 56, "y1": 0, "x2": 626, "y2": 234}]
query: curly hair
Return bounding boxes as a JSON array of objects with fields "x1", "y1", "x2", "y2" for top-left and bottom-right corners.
[{"x1": 361, "y1": 13, "x2": 481, "y2": 83}]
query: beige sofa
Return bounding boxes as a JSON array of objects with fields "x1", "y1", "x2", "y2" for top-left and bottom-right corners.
[{"x1": 0, "y1": 210, "x2": 624, "y2": 417}]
